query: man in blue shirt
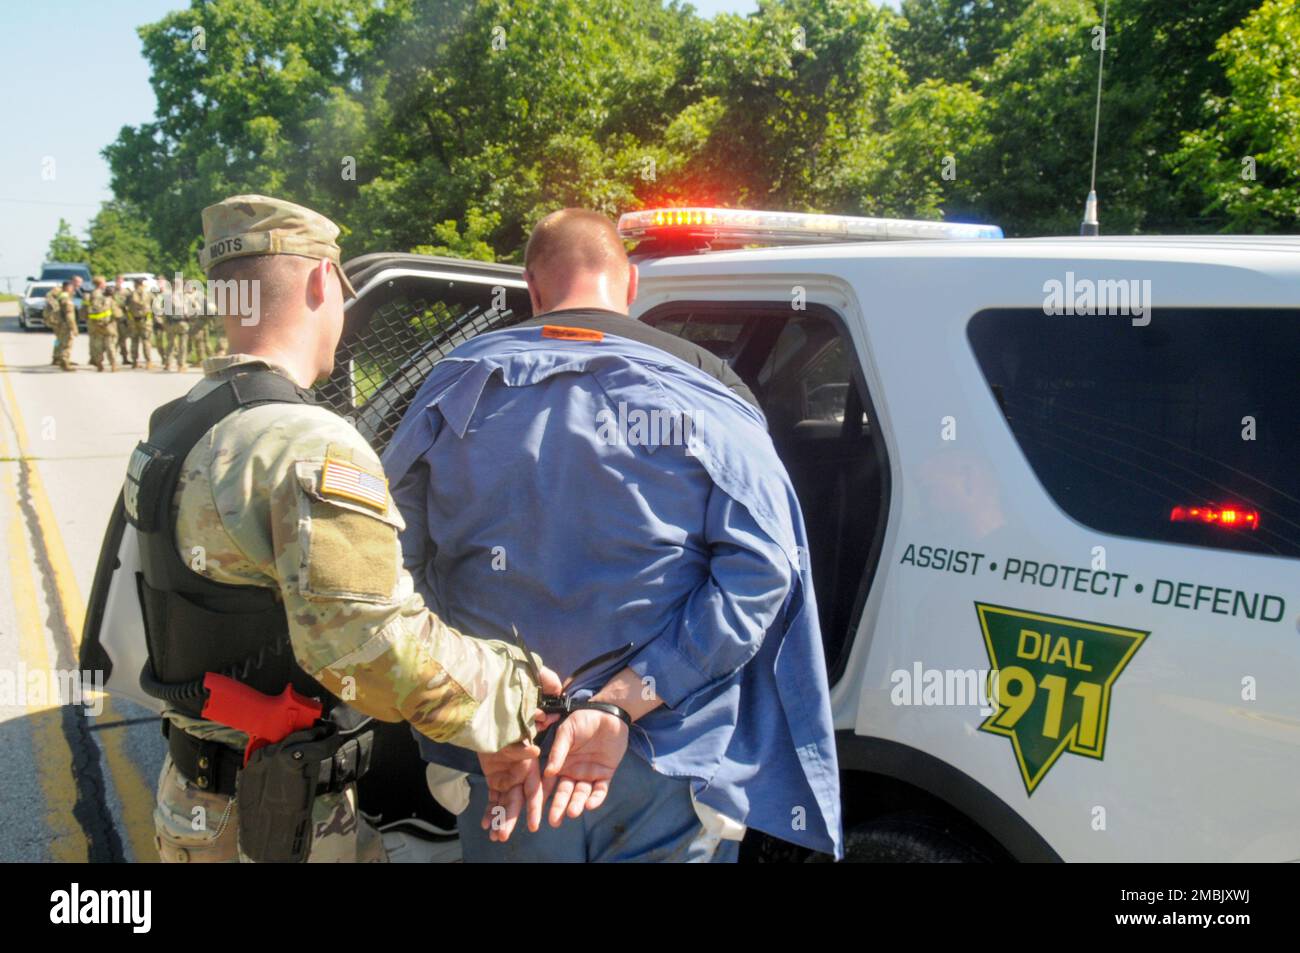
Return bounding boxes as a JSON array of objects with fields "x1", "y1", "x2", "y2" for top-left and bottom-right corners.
[{"x1": 383, "y1": 209, "x2": 842, "y2": 861}]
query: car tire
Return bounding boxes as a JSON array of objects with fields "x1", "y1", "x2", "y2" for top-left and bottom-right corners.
[{"x1": 825, "y1": 811, "x2": 996, "y2": 863}]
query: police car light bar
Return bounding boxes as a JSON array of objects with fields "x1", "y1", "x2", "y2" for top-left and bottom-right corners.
[{"x1": 618, "y1": 207, "x2": 1004, "y2": 250}]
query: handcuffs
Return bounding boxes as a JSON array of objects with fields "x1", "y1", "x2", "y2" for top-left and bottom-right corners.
[{"x1": 512, "y1": 626, "x2": 634, "y2": 727}]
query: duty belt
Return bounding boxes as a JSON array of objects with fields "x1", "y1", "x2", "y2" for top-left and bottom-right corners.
[
  {"x1": 163, "y1": 718, "x2": 371, "y2": 798},
  {"x1": 87, "y1": 309, "x2": 113, "y2": 321}
]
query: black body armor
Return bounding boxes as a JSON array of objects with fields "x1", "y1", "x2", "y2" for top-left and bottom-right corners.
[{"x1": 122, "y1": 367, "x2": 332, "y2": 719}]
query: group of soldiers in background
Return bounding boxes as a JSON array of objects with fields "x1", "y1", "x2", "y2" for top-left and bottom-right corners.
[{"x1": 43, "y1": 274, "x2": 226, "y2": 373}]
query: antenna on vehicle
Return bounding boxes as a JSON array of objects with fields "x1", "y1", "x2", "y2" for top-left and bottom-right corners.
[{"x1": 1081, "y1": 0, "x2": 1109, "y2": 237}]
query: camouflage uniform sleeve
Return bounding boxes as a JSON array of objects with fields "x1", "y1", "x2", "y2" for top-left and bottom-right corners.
[{"x1": 205, "y1": 404, "x2": 541, "y2": 752}]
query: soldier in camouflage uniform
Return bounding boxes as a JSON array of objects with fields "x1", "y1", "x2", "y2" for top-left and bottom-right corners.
[
  {"x1": 45, "y1": 284, "x2": 65, "y2": 366},
  {"x1": 126, "y1": 279, "x2": 155, "y2": 369},
  {"x1": 58, "y1": 283, "x2": 79, "y2": 370},
  {"x1": 148, "y1": 195, "x2": 560, "y2": 863},
  {"x1": 163, "y1": 281, "x2": 189, "y2": 372},
  {"x1": 187, "y1": 283, "x2": 211, "y2": 365},
  {"x1": 50, "y1": 276, "x2": 86, "y2": 365},
  {"x1": 151, "y1": 275, "x2": 170, "y2": 363},
  {"x1": 86, "y1": 276, "x2": 120, "y2": 372},
  {"x1": 112, "y1": 276, "x2": 133, "y2": 366},
  {"x1": 48, "y1": 281, "x2": 79, "y2": 370},
  {"x1": 71, "y1": 275, "x2": 87, "y2": 338}
]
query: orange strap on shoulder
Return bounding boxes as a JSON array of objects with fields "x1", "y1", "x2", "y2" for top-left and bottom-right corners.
[{"x1": 541, "y1": 325, "x2": 604, "y2": 342}]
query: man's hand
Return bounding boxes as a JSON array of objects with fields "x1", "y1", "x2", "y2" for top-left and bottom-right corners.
[
  {"x1": 479, "y1": 661, "x2": 563, "y2": 843},
  {"x1": 479, "y1": 742, "x2": 545, "y2": 842},
  {"x1": 541, "y1": 708, "x2": 629, "y2": 826}
]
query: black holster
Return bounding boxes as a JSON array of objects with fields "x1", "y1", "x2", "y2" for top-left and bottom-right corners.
[{"x1": 236, "y1": 722, "x2": 373, "y2": 863}]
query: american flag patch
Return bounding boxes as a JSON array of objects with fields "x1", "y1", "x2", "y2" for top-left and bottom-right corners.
[{"x1": 319, "y1": 458, "x2": 389, "y2": 513}]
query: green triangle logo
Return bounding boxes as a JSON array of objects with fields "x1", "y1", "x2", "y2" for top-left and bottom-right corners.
[{"x1": 976, "y1": 603, "x2": 1148, "y2": 795}]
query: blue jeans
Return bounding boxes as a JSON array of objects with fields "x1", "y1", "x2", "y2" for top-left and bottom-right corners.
[{"x1": 459, "y1": 752, "x2": 740, "y2": 863}]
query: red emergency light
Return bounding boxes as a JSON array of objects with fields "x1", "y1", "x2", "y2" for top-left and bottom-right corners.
[{"x1": 1169, "y1": 504, "x2": 1260, "y2": 531}]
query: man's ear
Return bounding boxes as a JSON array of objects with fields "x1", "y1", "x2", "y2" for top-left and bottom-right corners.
[
  {"x1": 309, "y1": 258, "x2": 329, "y2": 306},
  {"x1": 626, "y1": 263, "x2": 639, "y2": 308}
]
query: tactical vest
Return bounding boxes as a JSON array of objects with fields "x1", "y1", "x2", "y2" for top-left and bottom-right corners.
[
  {"x1": 124, "y1": 367, "x2": 337, "y2": 720},
  {"x1": 87, "y1": 296, "x2": 113, "y2": 321}
]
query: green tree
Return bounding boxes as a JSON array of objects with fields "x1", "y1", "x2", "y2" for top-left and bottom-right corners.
[
  {"x1": 900, "y1": 0, "x2": 1261, "y2": 235},
  {"x1": 1172, "y1": 0, "x2": 1300, "y2": 232},
  {"x1": 353, "y1": 0, "x2": 689, "y2": 259},
  {"x1": 660, "y1": 1, "x2": 910, "y2": 213},
  {"x1": 895, "y1": 0, "x2": 1032, "y2": 85},
  {"x1": 410, "y1": 209, "x2": 501, "y2": 261},
  {"x1": 46, "y1": 218, "x2": 88, "y2": 263},
  {"x1": 960, "y1": 0, "x2": 1109, "y2": 236},
  {"x1": 86, "y1": 201, "x2": 164, "y2": 277},
  {"x1": 106, "y1": 0, "x2": 1289, "y2": 262},
  {"x1": 873, "y1": 79, "x2": 990, "y2": 222},
  {"x1": 104, "y1": 0, "x2": 379, "y2": 272},
  {"x1": 1103, "y1": 0, "x2": 1261, "y2": 231}
]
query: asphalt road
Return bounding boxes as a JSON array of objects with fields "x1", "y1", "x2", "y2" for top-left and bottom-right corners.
[{"x1": 0, "y1": 302, "x2": 195, "y2": 861}]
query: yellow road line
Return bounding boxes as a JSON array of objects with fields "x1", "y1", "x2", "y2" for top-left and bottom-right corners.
[
  {"x1": 0, "y1": 413, "x2": 86, "y2": 862},
  {"x1": 0, "y1": 345, "x2": 157, "y2": 862}
]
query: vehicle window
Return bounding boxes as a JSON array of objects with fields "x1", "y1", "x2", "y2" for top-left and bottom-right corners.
[
  {"x1": 755, "y1": 321, "x2": 806, "y2": 387},
  {"x1": 318, "y1": 274, "x2": 530, "y2": 453},
  {"x1": 802, "y1": 342, "x2": 852, "y2": 423},
  {"x1": 968, "y1": 308, "x2": 1300, "y2": 559},
  {"x1": 758, "y1": 316, "x2": 865, "y2": 433},
  {"x1": 41, "y1": 267, "x2": 87, "y2": 282}
]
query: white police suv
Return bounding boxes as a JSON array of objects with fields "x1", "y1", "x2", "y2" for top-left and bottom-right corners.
[{"x1": 89, "y1": 206, "x2": 1300, "y2": 862}]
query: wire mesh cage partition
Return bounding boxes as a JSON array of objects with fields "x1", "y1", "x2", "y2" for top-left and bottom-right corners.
[{"x1": 317, "y1": 257, "x2": 532, "y2": 454}]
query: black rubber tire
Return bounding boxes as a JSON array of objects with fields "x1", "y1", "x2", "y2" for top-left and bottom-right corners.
[{"x1": 828, "y1": 811, "x2": 995, "y2": 863}]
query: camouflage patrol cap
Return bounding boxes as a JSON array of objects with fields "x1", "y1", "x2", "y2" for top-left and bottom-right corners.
[{"x1": 199, "y1": 194, "x2": 356, "y2": 298}]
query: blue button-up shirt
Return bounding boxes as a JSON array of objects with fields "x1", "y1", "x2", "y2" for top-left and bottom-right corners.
[{"x1": 382, "y1": 326, "x2": 843, "y2": 857}]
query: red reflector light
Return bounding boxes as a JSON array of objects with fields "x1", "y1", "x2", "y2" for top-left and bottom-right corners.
[{"x1": 1169, "y1": 504, "x2": 1259, "y2": 530}]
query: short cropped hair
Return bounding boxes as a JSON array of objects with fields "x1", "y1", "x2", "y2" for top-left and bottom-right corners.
[{"x1": 524, "y1": 209, "x2": 628, "y2": 279}]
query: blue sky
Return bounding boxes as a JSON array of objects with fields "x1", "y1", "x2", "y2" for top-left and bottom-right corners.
[
  {"x1": 0, "y1": 0, "x2": 182, "y2": 290},
  {"x1": 0, "y1": 0, "x2": 897, "y2": 290}
]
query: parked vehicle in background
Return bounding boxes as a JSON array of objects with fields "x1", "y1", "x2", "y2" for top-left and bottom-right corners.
[
  {"x1": 36, "y1": 261, "x2": 93, "y2": 285},
  {"x1": 119, "y1": 272, "x2": 159, "y2": 292},
  {"x1": 17, "y1": 279, "x2": 86, "y2": 332},
  {"x1": 18, "y1": 281, "x2": 59, "y2": 330}
]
